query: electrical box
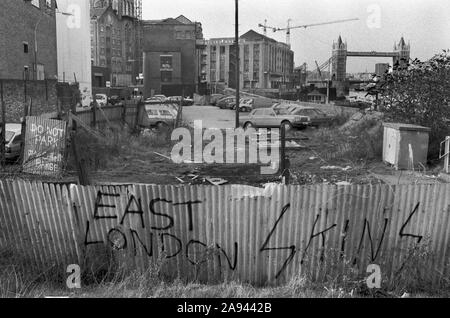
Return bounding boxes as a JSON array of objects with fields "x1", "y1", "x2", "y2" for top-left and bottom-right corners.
[{"x1": 382, "y1": 123, "x2": 431, "y2": 170}]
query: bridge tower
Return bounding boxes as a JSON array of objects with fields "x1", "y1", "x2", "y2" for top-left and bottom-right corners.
[
  {"x1": 393, "y1": 37, "x2": 410, "y2": 70},
  {"x1": 331, "y1": 36, "x2": 347, "y2": 81}
]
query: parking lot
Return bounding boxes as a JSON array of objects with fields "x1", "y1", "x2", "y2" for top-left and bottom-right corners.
[{"x1": 182, "y1": 105, "x2": 236, "y2": 129}]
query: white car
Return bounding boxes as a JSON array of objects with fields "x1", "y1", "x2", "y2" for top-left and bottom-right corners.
[
  {"x1": 2, "y1": 124, "x2": 23, "y2": 160},
  {"x1": 95, "y1": 94, "x2": 108, "y2": 107},
  {"x1": 153, "y1": 95, "x2": 167, "y2": 102}
]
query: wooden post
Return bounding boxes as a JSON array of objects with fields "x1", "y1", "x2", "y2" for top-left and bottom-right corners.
[
  {"x1": 19, "y1": 97, "x2": 30, "y2": 164},
  {"x1": 70, "y1": 102, "x2": 89, "y2": 185},
  {"x1": 122, "y1": 102, "x2": 127, "y2": 125},
  {"x1": 0, "y1": 80, "x2": 5, "y2": 167},
  {"x1": 234, "y1": 0, "x2": 240, "y2": 128},
  {"x1": 134, "y1": 100, "x2": 142, "y2": 132},
  {"x1": 445, "y1": 136, "x2": 450, "y2": 174},
  {"x1": 56, "y1": 98, "x2": 62, "y2": 120},
  {"x1": 175, "y1": 88, "x2": 184, "y2": 129},
  {"x1": 92, "y1": 99, "x2": 97, "y2": 128},
  {"x1": 278, "y1": 125, "x2": 290, "y2": 184}
]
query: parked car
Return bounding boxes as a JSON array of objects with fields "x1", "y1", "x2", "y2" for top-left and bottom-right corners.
[
  {"x1": 108, "y1": 95, "x2": 123, "y2": 106},
  {"x1": 231, "y1": 98, "x2": 254, "y2": 112},
  {"x1": 271, "y1": 102, "x2": 295, "y2": 111},
  {"x1": 153, "y1": 95, "x2": 167, "y2": 102},
  {"x1": 95, "y1": 94, "x2": 108, "y2": 107},
  {"x1": 167, "y1": 96, "x2": 194, "y2": 106},
  {"x1": 217, "y1": 96, "x2": 236, "y2": 109},
  {"x1": 2, "y1": 124, "x2": 22, "y2": 160},
  {"x1": 239, "y1": 108, "x2": 310, "y2": 130},
  {"x1": 145, "y1": 96, "x2": 165, "y2": 104},
  {"x1": 210, "y1": 94, "x2": 224, "y2": 106},
  {"x1": 145, "y1": 105, "x2": 176, "y2": 130},
  {"x1": 288, "y1": 106, "x2": 332, "y2": 128},
  {"x1": 145, "y1": 104, "x2": 178, "y2": 118}
]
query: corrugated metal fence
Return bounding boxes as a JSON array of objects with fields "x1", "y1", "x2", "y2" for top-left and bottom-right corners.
[
  {"x1": 74, "y1": 102, "x2": 142, "y2": 128},
  {"x1": 1, "y1": 180, "x2": 449, "y2": 285}
]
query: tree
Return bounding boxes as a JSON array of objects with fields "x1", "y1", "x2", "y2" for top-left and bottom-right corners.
[{"x1": 380, "y1": 50, "x2": 450, "y2": 159}]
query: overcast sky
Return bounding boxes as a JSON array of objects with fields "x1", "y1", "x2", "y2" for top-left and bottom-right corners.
[{"x1": 142, "y1": 0, "x2": 450, "y2": 73}]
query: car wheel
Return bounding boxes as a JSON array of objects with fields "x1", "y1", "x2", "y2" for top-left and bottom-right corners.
[
  {"x1": 281, "y1": 121, "x2": 293, "y2": 131},
  {"x1": 244, "y1": 122, "x2": 254, "y2": 130}
]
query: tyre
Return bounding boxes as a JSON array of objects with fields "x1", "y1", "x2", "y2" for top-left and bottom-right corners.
[
  {"x1": 281, "y1": 121, "x2": 293, "y2": 131},
  {"x1": 244, "y1": 122, "x2": 254, "y2": 130}
]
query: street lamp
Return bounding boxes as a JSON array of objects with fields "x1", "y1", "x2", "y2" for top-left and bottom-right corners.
[{"x1": 34, "y1": 10, "x2": 73, "y2": 80}]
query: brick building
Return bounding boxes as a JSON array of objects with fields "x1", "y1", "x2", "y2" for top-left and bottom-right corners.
[
  {"x1": 0, "y1": 0, "x2": 58, "y2": 81},
  {"x1": 205, "y1": 30, "x2": 295, "y2": 92},
  {"x1": 0, "y1": 0, "x2": 59, "y2": 122},
  {"x1": 142, "y1": 15, "x2": 206, "y2": 98},
  {"x1": 90, "y1": 0, "x2": 142, "y2": 88}
]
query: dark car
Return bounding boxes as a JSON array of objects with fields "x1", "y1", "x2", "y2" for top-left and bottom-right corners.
[
  {"x1": 217, "y1": 96, "x2": 236, "y2": 109},
  {"x1": 288, "y1": 107, "x2": 332, "y2": 128},
  {"x1": 108, "y1": 95, "x2": 123, "y2": 106}
]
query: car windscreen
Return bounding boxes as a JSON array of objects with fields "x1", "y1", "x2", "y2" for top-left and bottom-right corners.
[
  {"x1": 5, "y1": 131, "x2": 14, "y2": 143},
  {"x1": 95, "y1": 95, "x2": 105, "y2": 99},
  {"x1": 275, "y1": 109, "x2": 290, "y2": 115}
]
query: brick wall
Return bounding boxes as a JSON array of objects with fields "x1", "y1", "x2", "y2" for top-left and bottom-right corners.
[
  {"x1": 1, "y1": 79, "x2": 58, "y2": 123},
  {"x1": 0, "y1": 0, "x2": 57, "y2": 80}
]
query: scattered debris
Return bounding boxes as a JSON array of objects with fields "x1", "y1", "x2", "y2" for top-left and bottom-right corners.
[
  {"x1": 175, "y1": 177, "x2": 185, "y2": 183},
  {"x1": 286, "y1": 141, "x2": 304, "y2": 149},
  {"x1": 309, "y1": 156, "x2": 317, "y2": 160},
  {"x1": 335, "y1": 181, "x2": 352, "y2": 186},
  {"x1": 320, "y1": 165, "x2": 352, "y2": 171},
  {"x1": 153, "y1": 152, "x2": 171, "y2": 160},
  {"x1": 206, "y1": 177, "x2": 228, "y2": 186},
  {"x1": 230, "y1": 182, "x2": 279, "y2": 199}
]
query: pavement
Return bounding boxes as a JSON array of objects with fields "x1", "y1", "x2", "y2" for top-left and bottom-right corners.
[{"x1": 182, "y1": 105, "x2": 237, "y2": 129}]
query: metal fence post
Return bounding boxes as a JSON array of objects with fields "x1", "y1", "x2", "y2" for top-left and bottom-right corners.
[{"x1": 0, "y1": 79, "x2": 5, "y2": 167}]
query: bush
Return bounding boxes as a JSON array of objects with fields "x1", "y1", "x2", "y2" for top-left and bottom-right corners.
[{"x1": 380, "y1": 51, "x2": 450, "y2": 159}]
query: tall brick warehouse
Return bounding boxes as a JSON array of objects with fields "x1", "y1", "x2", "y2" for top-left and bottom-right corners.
[
  {"x1": 0, "y1": 0, "x2": 59, "y2": 122},
  {"x1": 0, "y1": 0, "x2": 58, "y2": 81}
]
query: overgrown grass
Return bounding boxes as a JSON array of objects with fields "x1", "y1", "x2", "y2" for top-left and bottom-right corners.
[
  {"x1": 1, "y1": 239, "x2": 449, "y2": 298},
  {"x1": 314, "y1": 115, "x2": 383, "y2": 163}
]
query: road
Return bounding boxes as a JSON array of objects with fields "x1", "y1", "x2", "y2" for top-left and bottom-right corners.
[{"x1": 182, "y1": 105, "x2": 237, "y2": 129}]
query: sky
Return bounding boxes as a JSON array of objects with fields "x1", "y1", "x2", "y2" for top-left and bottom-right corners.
[{"x1": 142, "y1": 0, "x2": 450, "y2": 73}]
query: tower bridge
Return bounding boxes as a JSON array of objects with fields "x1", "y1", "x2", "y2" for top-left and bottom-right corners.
[{"x1": 331, "y1": 35, "x2": 411, "y2": 82}]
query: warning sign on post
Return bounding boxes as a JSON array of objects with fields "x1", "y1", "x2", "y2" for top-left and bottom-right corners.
[{"x1": 23, "y1": 116, "x2": 67, "y2": 176}]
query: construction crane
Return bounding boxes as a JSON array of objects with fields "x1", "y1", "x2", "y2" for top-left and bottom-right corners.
[
  {"x1": 314, "y1": 58, "x2": 332, "y2": 103},
  {"x1": 259, "y1": 18, "x2": 359, "y2": 46}
]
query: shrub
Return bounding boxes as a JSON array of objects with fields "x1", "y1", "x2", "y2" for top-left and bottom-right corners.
[{"x1": 380, "y1": 51, "x2": 450, "y2": 159}]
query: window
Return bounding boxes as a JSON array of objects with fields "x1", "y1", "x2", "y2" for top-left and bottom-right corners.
[
  {"x1": 147, "y1": 109, "x2": 159, "y2": 116},
  {"x1": 31, "y1": 0, "x2": 40, "y2": 8},
  {"x1": 46, "y1": 0, "x2": 52, "y2": 7},
  {"x1": 160, "y1": 56, "x2": 173, "y2": 70},
  {"x1": 161, "y1": 71, "x2": 172, "y2": 83},
  {"x1": 12, "y1": 135, "x2": 22, "y2": 145},
  {"x1": 23, "y1": 42, "x2": 29, "y2": 54},
  {"x1": 160, "y1": 110, "x2": 172, "y2": 116},
  {"x1": 175, "y1": 31, "x2": 184, "y2": 39}
]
